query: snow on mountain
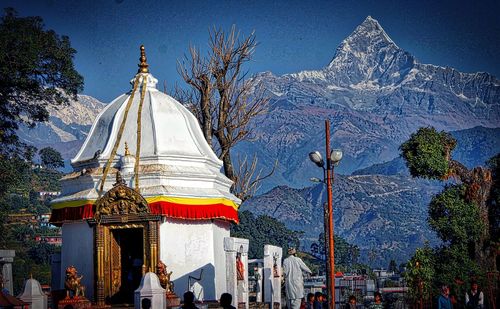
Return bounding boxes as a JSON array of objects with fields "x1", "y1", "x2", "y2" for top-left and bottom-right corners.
[
  {"x1": 16, "y1": 16, "x2": 500, "y2": 265},
  {"x1": 17, "y1": 95, "x2": 105, "y2": 160},
  {"x1": 257, "y1": 16, "x2": 500, "y2": 122}
]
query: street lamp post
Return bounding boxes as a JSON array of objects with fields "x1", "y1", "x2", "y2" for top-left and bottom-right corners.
[{"x1": 308, "y1": 120, "x2": 342, "y2": 309}]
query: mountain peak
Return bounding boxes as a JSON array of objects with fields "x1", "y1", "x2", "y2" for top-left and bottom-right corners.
[
  {"x1": 352, "y1": 16, "x2": 395, "y2": 45},
  {"x1": 328, "y1": 16, "x2": 397, "y2": 69},
  {"x1": 325, "y1": 16, "x2": 414, "y2": 85}
]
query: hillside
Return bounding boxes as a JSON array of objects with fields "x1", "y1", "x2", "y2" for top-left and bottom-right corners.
[{"x1": 242, "y1": 174, "x2": 441, "y2": 266}]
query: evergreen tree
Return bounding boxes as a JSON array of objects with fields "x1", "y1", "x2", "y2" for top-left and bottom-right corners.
[
  {"x1": 401, "y1": 127, "x2": 498, "y2": 297},
  {"x1": 39, "y1": 147, "x2": 64, "y2": 169},
  {"x1": 231, "y1": 210, "x2": 301, "y2": 259},
  {"x1": 0, "y1": 8, "x2": 83, "y2": 157}
]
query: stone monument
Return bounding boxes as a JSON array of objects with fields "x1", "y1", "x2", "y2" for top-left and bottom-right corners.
[
  {"x1": 0, "y1": 250, "x2": 15, "y2": 295},
  {"x1": 263, "y1": 245, "x2": 282, "y2": 309},
  {"x1": 224, "y1": 237, "x2": 249, "y2": 309},
  {"x1": 19, "y1": 277, "x2": 48, "y2": 309},
  {"x1": 134, "y1": 272, "x2": 166, "y2": 309}
]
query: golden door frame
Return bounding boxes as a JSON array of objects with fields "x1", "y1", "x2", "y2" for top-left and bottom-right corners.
[{"x1": 90, "y1": 215, "x2": 160, "y2": 306}]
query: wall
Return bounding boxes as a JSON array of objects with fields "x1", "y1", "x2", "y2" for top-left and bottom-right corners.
[
  {"x1": 60, "y1": 221, "x2": 94, "y2": 300},
  {"x1": 159, "y1": 218, "x2": 230, "y2": 301}
]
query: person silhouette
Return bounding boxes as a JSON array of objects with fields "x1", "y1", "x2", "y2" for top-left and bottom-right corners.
[
  {"x1": 181, "y1": 291, "x2": 199, "y2": 309},
  {"x1": 220, "y1": 293, "x2": 236, "y2": 309}
]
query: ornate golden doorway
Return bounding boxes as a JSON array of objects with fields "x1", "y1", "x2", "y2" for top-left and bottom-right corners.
[{"x1": 89, "y1": 174, "x2": 160, "y2": 306}]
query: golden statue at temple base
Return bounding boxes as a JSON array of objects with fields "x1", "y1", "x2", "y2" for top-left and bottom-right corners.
[
  {"x1": 156, "y1": 260, "x2": 174, "y2": 294},
  {"x1": 64, "y1": 266, "x2": 86, "y2": 299}
]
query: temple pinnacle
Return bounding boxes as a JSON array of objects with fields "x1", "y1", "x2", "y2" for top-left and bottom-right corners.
[
  {"x1": 124, "y1": 142, "x2": 130, "y2": 156},
  {"x1": 138, "y1": 45, "x2": 149, "y2": 73}
]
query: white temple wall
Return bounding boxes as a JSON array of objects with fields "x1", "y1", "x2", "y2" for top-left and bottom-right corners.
[
  {"x1": 213, "y1": 220, "x2": 230, "y2": 299},
  {"x1": 159, "y1": 218, "x2": 230, "y2": 301},
  {"x1": 60, "y1": 222, "x2": 94, "y2": 300}
]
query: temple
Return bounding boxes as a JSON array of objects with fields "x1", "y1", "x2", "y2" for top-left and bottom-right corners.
[{"x1": 50, "y1": 46, "x2": 241, "y2": 306}]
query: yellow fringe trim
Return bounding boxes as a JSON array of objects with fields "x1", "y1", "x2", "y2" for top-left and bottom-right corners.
[{"x1": 52, "y1": 196, "x2": 239, "y2": 210}]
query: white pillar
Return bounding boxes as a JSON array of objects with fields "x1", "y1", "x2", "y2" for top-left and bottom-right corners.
[
  {"x1": 19, "y1": 278, "x2": 48, "y2": 309},
  {"x1": 263, "y1": 245, "x2": 282, "y2": 309},
  {"x1": 255, "y1": 264, "x2": 263, "y2": 303},
  {"x1": 224, "y1": 237, "x2": 249, "y2": 309},
  {"x1": 0, "y1": 250, "x2": 15, "y2": 295}
]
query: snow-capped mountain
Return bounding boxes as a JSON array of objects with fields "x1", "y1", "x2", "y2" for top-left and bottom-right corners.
[
  {"x1": 17, "y1": 16, "x2": 500, "y2": 265},
  {"x1": 17, "y1": 94, "x2": 106, "y2": 161},
  {"x1": 245, "y1": 16, "x2": 500, "y2": 190},
  {"x1": 259, "y1": 16, "x2": 500, "y2": 119}
]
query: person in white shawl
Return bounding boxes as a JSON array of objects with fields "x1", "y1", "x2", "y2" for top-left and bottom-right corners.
[{"x1": 283, "y1": 247, "x2": 312, "y2": 309}]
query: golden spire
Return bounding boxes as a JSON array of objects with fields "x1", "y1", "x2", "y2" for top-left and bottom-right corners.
[
  {"x1": 124, "y1": 142, "x2": 130, "y2": 156},
  {"x1": 138, "y1": 45, "x2": 149, "y2": 73}
]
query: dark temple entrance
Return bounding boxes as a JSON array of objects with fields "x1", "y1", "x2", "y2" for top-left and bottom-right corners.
[
  {"x1": 109, "y1": 228, "x2": 144, "y2": 305},
  {"x1": 90, "y1": 177, "x2": 160, "y2": 307}
]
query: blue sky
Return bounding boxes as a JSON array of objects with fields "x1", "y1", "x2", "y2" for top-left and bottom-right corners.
[{"x1": 3, "y1": 0, "x2": 500, "y2": 102}]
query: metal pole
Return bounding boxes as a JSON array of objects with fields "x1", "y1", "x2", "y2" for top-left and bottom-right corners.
[{"x1": 325, "y1": 120, "x2": 335, "y2": 309}]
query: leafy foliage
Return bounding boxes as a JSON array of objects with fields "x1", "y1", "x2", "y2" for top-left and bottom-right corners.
[
  {"x1": 0, "y1": 154, "x2": 62, "y2": 293},
  {"x1": 401, "y1": 126, "x2": 498, "y2": 299},
  {"x1": 404, "y1": 244, "x2": 435, "y2": 301},
  {"x1": 487, "y1": 154, "x2": 500, "y2": 242},
  {"x1": 316, "y1": 232, "x2": 360, "y2": 268},
  {"x1": 231, "y1": 210, "x2": 301, "y2": 259},
  {"x1": 39, "y1": 147, "x2": 64, "y2": 169},
  {"x1": 400, "y1": 127, "x2": 456, "y2": 180},
  {"x1": 432, "y1": 245, "x2": 482, "y2": 293},
  {"x1": 429, "y1": 185, "x2": 483, "y2": 245},
  {"x1": 0, "y1": 8, "x2": 83, "y2": 156}
]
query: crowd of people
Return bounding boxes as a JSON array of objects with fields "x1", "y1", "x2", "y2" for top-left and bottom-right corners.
[
  {"x1": 438, "y1": 282, "x2": 485, "y2": 309},
  {"x1": 167, "y1": 247, "x2": 487, "y2": 309}
]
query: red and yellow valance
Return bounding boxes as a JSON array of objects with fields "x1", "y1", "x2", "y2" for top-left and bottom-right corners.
[{"x1": 50, "y1": 196, "x2": 239, "y2": 224}]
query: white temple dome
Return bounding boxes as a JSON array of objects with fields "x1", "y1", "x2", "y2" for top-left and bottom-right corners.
[
  {"x1": 72, "y1": 73, "x2": 221, "y2": 169},
  {"x1": 51, "y1": 45, "x2": 240, "y2": 224}
]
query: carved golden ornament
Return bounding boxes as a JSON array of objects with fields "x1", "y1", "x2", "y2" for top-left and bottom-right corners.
[
  {"x1": 64, "y1": 265, "x2": 85, "y2": 299},
  {"x1": 156, "y1": 260, "x2": 174, "y2": 293},
  {"x1": 124, "y1": 142, "x2": 131, "y2": 156},
  {"x1": 138, "y1": 45, "x2": 149, "y2": 73},
  {"x1": 94, "y1": 171, "x2": 150, "y2": 221}
]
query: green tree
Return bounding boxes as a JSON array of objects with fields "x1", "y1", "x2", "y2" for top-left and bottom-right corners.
[
  {"x1": 400, "y1": 127, "x2": 496, "y2": 272},
  {"x1": 317, "y1": 232, "x2": 360, "y2": 268},
  {"x1": 404, "y1": 244, "x2": 435, "y2": 302},
  {"x1": 28, "y1": 242, "x2": 57, "y2": 264},
  {"x1": 486, "y1": 154, "x2": 500, "y2": 246},
  {"x1": 231, "y1": 210, "x2": 301, "y2": 259},
  {"x1": 429, "y1": 185, "x2": 483, "y2": 245},
  {"x1": 400, "y1": 127, "x2": 456, "y2": 180},
  {"x1": 39, "y1": 147, "x2": 64, "y2": 169},
  {"x1": 0, "y1": 8, "x2": 83, "y2": 156}
]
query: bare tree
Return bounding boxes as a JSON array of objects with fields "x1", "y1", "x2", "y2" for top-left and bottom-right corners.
[{"x1": 177, "y1": 25, "x2": 271, "y2": 201}]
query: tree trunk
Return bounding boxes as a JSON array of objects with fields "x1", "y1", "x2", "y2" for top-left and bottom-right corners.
[
  {"x1": 222, "y1": 150, "x2": 235, "y2": 183},
  {"x1": 199, "y1": 74, "x2": 212, "y2": 145}
]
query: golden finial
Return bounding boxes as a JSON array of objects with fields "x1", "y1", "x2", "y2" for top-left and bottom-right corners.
[
  {"x1": 124, "y1": 142, "x2": 130, "y2": 156},
  {"x1": 138, "y1": 45, "x2": 149, "y2": 73}
]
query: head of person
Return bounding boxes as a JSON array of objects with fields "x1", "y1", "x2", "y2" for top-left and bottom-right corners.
[
  {"x1": 307, "y1": 293, "x2": 315, "y2": 303},
  {"x1": 288, "y1": 247, "x2": 297, "y2": 256},
  {"x1": 374, "y1": 292, "x2": 382, "y2": 303},
  {"x1": 441, "y1": 285, "x2": 449, "y2": 296},
  {"x1": 315, "y1": 292, "x2": 322, "y2": 302},
  {"x1": 348, "y1": 295, "x2": 357, "y2": 304},
  {"x1": 471, "y1": 281, "x2": 478, "y2": 291},
  {"x1": 220, "y1": 293, "x2": 232, "y2": 307},
  {"x1": 184, "y1": 291, "x2": 195, "y2": 304}
]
